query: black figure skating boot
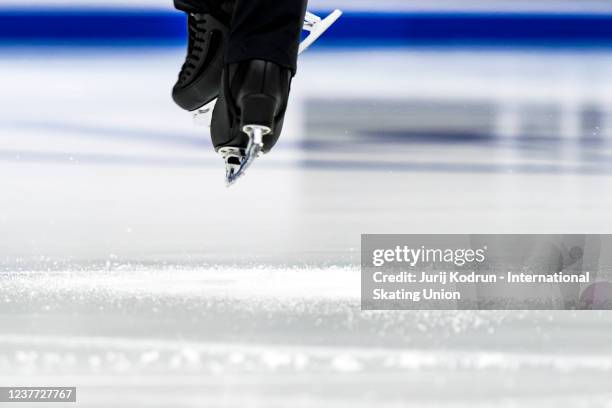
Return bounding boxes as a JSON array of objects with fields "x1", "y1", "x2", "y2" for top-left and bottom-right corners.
[
  {"x1": 172, "y1": 12, "x2": 229, "y2": 112},
  {"x1": 211, "y1": 59, "x2": 293, "y2": 186}
]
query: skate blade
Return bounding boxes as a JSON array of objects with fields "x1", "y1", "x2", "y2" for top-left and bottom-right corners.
[
  {"x1": 299, "y1": 9, "x2": 343, "y2": 55},
  {"x1": 192, "y1": 99, "x2": 217, "y2": 127},
  {"x1": 224, "y1": 125, "x2": 271, "y2": 187}
]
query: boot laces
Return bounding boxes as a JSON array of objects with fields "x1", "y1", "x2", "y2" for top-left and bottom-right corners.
[{"x1": 178, "y1": 14, "x2": 209, "y2": 84}]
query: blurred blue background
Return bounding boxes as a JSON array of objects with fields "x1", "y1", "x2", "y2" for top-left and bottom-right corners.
[{"x1": 3, "y1": 1, "x2": 612, "y2": 47}]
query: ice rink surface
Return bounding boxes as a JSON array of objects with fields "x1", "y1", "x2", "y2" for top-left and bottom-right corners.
[{"x1": 2, "y1": 47, "x2": 612, "y2": 406}]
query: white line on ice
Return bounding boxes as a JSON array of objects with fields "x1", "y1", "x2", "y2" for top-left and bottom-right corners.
[{"x1": 2, "y1": 334, "x2": 612, "y2": 373}]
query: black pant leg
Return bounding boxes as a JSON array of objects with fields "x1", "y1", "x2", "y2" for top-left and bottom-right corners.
[
  {"x1": 174, "y1": 0, "x2": 209, "y2": 13},
  {"x1": 225, "y1": 0, "x2": 308, "y2": 74},
  {"x1": 174, "y1": 0, "x2": 233, "y2": 24}
]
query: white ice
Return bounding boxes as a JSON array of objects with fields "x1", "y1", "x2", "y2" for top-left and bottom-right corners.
[{"x1": 1, "y1": 48, "x2": 612, "y2": 407}]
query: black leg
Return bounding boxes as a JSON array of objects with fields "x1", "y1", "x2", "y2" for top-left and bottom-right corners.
[
  {"x1": 174, "y1": 0, "x2": 234, "y2": 24},
  {"x1": 225, "y1": 0, "x2": 308, "y2": 75}
]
